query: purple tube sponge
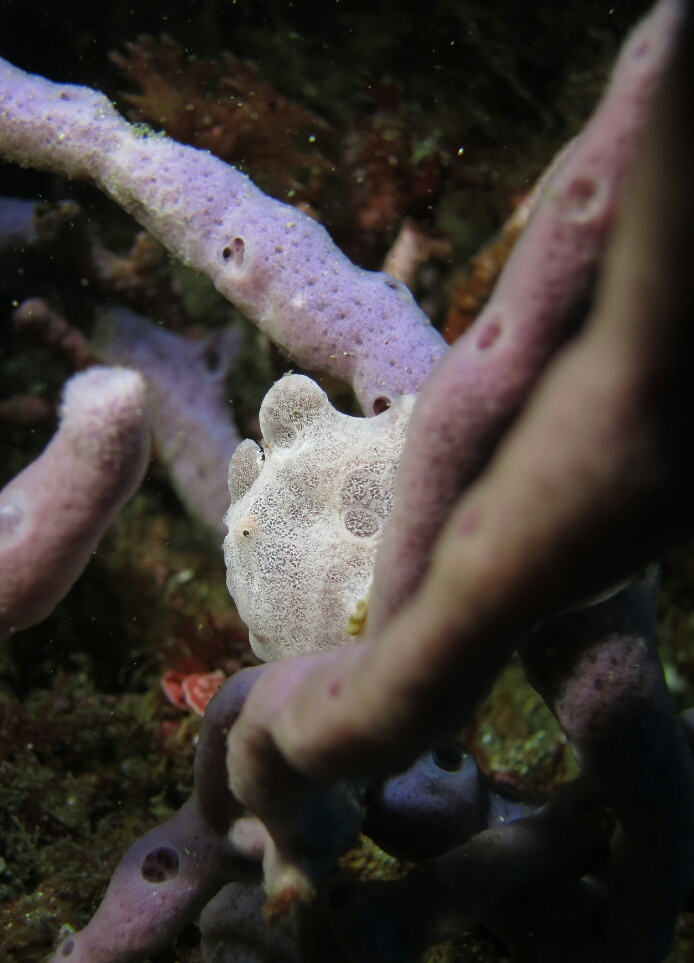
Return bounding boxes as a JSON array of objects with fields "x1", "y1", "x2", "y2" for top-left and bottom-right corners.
[
  {"x1": 47, "y1": 667, "x2": 266, "y2": 963},
  {"x1": 52, "y1": 795, "x2": 247, "y2": 963},
  {"x1": 522, "y1": 581, "x2": 694, "y2": 942},
  {"x1": 0, "y1": 58, "x2": 447, "y2": 416},
  {"x1": 200, "y1": 881, "x2": 303, "y2": 963},
  {"x1": 322, "y1": 777, "x2": 610, "y2": 963},
  {"x1": 368, "y1": 0, "x2": 685, "y2": 631},
  {"x1": 0, "y1": 366, "x2": 150, "y2": 639},
  {"x1": 0, "y1": 196, "x2": 43, "y2": 251},
  {"x1": 95, "y1": 307, "x2": 241, "y2": 532},
  {"x1": 363, "y1": 741, "x2": 535, "y2": 860}
]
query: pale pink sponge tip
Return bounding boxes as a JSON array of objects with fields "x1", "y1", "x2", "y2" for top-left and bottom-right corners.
[{"x1": 59, "y1": 365, "x2": 149, "y2": 469}]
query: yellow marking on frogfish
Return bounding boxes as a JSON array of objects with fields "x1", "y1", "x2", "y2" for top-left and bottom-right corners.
[{"x1": 346, "y1": 595, "x2": 369, "y2": 637}]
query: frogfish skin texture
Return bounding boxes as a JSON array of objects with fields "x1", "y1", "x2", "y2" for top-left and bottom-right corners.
[{"x1": 224, "y1": 374, "x2": 414, "y2": 661}]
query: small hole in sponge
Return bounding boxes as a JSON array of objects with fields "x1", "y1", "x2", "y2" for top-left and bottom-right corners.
[
  {"x1": 373, "y1": 396, "x2": 391, "y2": 415},
  {"x1": 476, "y1": 319, "x2": 502, "y2": 350},
  {"x1": 562, "y1": 175, "x2": 609, "y2": 224},
  {"x1": 222, "y1": 236, "x2": 245, "y2": 267},
  {"x1": 141, "y1": 846, "x2": 180, "y2": 883},
  {"x1": 431, "y1": 742, "x2": 465, "y2": 772},
  {"x1": 566, "y1": 176, "x2": 597, "y2": 209}
]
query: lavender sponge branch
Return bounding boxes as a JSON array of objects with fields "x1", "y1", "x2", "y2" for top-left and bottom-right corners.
[
  {"x1": 0, "y1": 57, "x2": 447, "y2": 416},
  {"x1": 0, "y1": 367, "x2": 150, "y2": 640},
  {"x1": 95, "y1": 307, "x2": 242, "y2": 534},
  {"x1": 368, "y1": 0, "x2": 686, "y2": 632}
]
